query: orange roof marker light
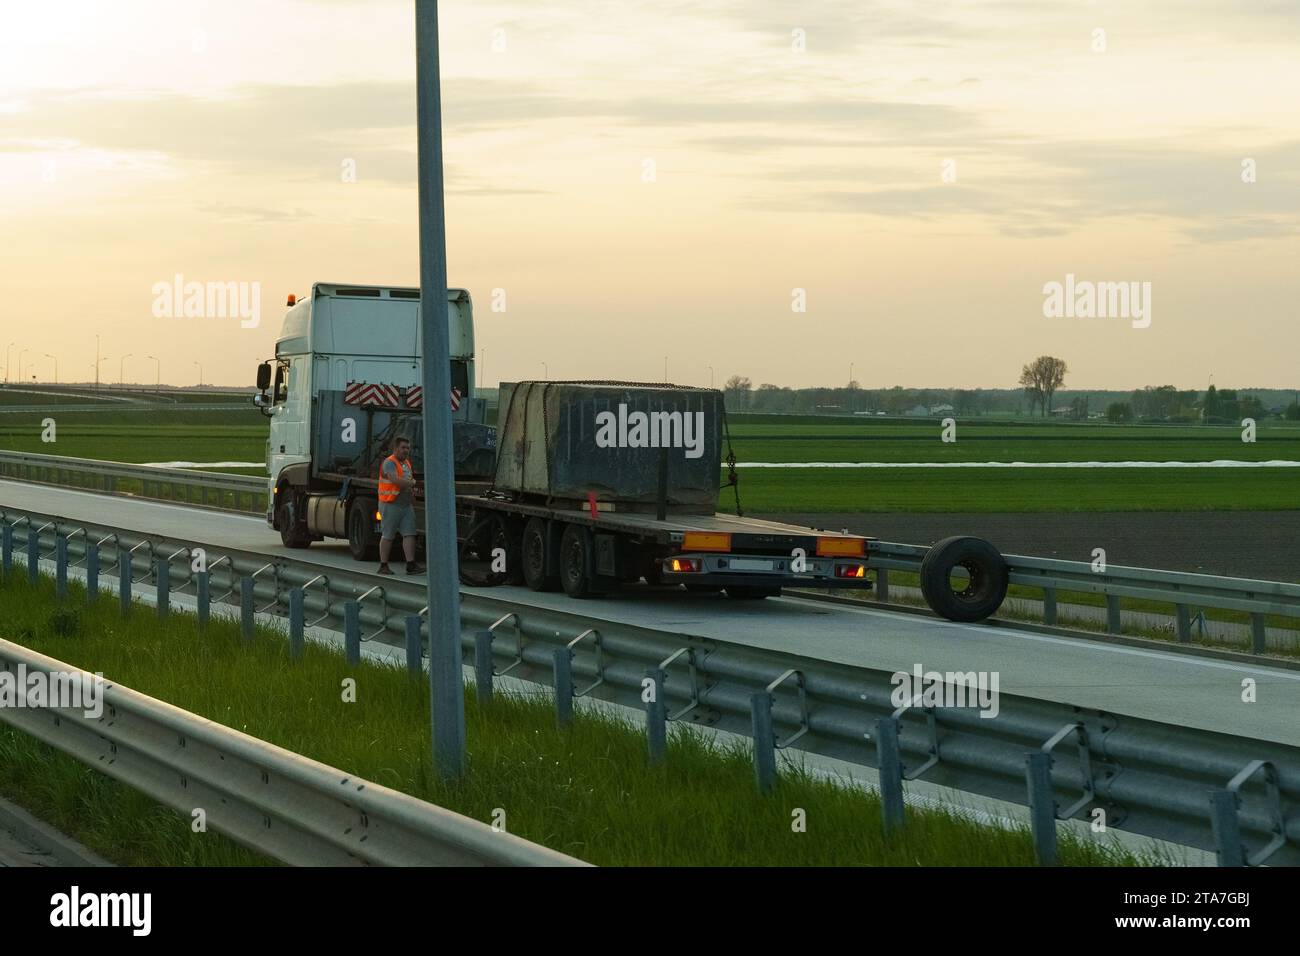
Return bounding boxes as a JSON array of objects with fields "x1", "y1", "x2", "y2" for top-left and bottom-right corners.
[
  {"x1": 287, "y1": 294, "x2": 297, "y2": 306},
  {"x1": 682, "y1": 532, "x2": 731, "y2": 552},
  {"x1": 816, "y1": 536, "x2": 866, "y2": 558}
]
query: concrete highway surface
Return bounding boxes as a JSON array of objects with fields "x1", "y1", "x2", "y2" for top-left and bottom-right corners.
[{"x1": 2, "y1": 478, "x2": 1297, "y2": 749}]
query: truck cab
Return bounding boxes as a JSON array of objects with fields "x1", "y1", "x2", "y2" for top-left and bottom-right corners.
[{"x1": 255, "y1": 282, "x2": 489, "y2": 554}]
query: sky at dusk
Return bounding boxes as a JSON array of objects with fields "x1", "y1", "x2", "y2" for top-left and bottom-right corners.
[{"x1": 2, "y1": 0, "x2": 1297, "y2": 390}]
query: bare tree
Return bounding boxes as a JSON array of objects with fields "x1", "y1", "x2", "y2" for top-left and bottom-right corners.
[{"x1": 1018, "y1": 356, "x2": 1068, "y2": 417}]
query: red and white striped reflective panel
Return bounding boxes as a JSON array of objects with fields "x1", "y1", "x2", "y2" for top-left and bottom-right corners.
[
  {"x1": 404, "y1": 386, "x2": 461, "y2": 410},
  {"x1": 343, "y1": 382, "x2": 400, "y2": 407}
]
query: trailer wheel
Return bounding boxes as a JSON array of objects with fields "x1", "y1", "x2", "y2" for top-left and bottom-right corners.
[
  {"x1": 919, "y1": 536, "x2": 1008, "y2": 622},
  {"x1": 491, "y1": 514, "x2": 525, "y2": 586},
  {"x1": 347, "y1": 498, "x2": 380, "y2": 562},
  {"x1": 559, "y1": 524, "x2": 603, "y2": 599},
  {"x1": 521, "y1": 518, "x2": 560, "y2": 592}
]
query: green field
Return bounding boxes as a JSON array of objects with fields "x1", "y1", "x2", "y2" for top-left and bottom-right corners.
[
  {"x1": 0, "y1": 573, "x2": 1160, "y2": 866},
  {"x1": 0, "y1": 408, "x2": 1296, "y2": 512}
]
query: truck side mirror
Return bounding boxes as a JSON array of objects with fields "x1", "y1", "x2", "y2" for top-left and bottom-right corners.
[{"x1": 256, "y1": 361, "x2": 272, "y2": 391}]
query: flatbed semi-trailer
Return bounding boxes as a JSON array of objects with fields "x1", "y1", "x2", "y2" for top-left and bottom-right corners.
[{"x1": 254, "y1": 284, "x2": 1009, "y2": 622}]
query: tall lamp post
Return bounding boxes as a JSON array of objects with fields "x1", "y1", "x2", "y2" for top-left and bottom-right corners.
[
  {"x1": 120, "y1": 353, "x2": 132, "y2": 385},
  {"x1": 45, "y1": 353, "x2": 57, "y2": 384},
  {"x1": 415, "y1": 0, "x2": 465, "y2": 778},
  {"x1": 147, "y1": 355, "x2": 161, "y2": 389},
  {"x1": 4, "y1": 342, "x2": 13, "y2": 383},
  {"x1": 193, "y1": 361, "x2": 203, "y2": 386}
]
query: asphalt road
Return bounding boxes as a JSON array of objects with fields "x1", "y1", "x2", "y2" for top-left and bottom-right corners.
[
  {"x1": 766, "y1": 511, "x2": 1300, "y2": 582},
  {"x1": 3, "y1": 479, "x2": 1298, "y2": 749}
]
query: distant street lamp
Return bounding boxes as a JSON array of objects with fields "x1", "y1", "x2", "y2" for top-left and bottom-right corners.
[
  {"x1": 541, "y1": 362, "x2": 547, "y2": 380},
  {"x1": 120, "y1": 353, "x2": 133, "y2": 385},
  {"x1": 4, "y1": 342, "x2": 13, "y2": 383},
  {"x1": 193, "y1": 361, "x2": 203, "y2": 386},
  {"x1": 707, "y1": 365, "x2": 714, "y2": 388},
  {"x1": 45, "y1": 353, "x2": 57, "y2": 384},
  {"x1": 147, "y1": 355, "x2": 161, "y2": 388}
]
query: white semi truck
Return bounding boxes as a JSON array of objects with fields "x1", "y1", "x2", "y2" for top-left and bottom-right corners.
[{"x1": 253, "y1": 282, "x2": 1009, "y2": 620}]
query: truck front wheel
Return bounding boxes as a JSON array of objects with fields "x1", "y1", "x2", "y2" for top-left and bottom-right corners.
[
  {"x1": 277, "y1": 493, "x2": 313, "y2": 549},
  {"x1": 919, "y1": 535, "x2": 1008, "y2": 623},
  {"x1": 347, "y1": 498, "x2": 380, "y2": 561}
]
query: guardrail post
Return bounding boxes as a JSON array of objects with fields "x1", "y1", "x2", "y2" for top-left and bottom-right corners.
[
  {"x1": 645, "y1": 666, "x2": 667, "y2": 765},
  {"x1": 1209, "y1": 790, "x2": 1245, "y2": 867},
  {"x1": 875, "y1": 717, "x2": 905, "y2": 833},
  {"x1": 405, "y1": 615, "x2": 422, "y2": 677},
  {"x1": 1175, "y1": 603, "x2": 1191, "y2": 643},
  {"x1": 197, "y1": 571, "x2": 210, "y2": 630},
  {"x1": 55, "y1": 535, "x2": 68, "y2": 598},
  {"x1": 875, "y1": 567, "x2": 889, "y2": 603},
  {"x1": 288, "y1": 588, "x2": 304, "y2": 659},
  {"x1": 119, "y1": 553, "x2": 131, "y2": 616},
  {"x1": 26, "y1": 527, "x2": 38, "y2": 586},
  {"x1": 1025, "y1": 752, "x2": 1059, "y2": 866},
  {"x1": 751, "y1": 692, "x2": 777, "y2": 793},
  {"x1": 240, "y1": 577, "x2": 255, "y2": 641},
  {"x1": 1250, "y1": 613, "x2": 1266, "y2": 655},
  {"x1": 474, "y1": 630, "x2": 493, "y2": 703},
  {"x1": 86, "y1": 543, "x2": 99, "y2": 604},
  {"x1": 343, "y1": 600, "x2": 360, "y2": 665},
  {"x1": 1042, "y1": 587, "x2": 1057, "y2": 626},
  {"x1": 1105, "y1": 595, "x2": 1121, "y2": 634},
  {"x1": 1, "y1": 523, "x2": 11, "y2": 576},
  {"x1": 553, "y1": 648, "x2": 574, "y2": 727},
  {"x1": 155, "y1": 559, "x2": 169, "y2": 621}
]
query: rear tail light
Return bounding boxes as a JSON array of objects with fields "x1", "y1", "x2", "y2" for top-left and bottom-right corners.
[
  {"x1": 375, "y1": 510, "x2": 382, "y2": 521},
  {"x1": 835, "y1": 563, "x2": 867, "y2": 579},
  {"x1": 669, "y1": 557, "x2": 702, "y2": 573}
]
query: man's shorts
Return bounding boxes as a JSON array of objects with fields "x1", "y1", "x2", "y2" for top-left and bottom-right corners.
[{"x1": 379, "y1": 502, "x2": 417, "y2": 540}]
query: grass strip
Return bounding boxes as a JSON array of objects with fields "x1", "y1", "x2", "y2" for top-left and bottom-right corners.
[{"x1": 0, "y1": 573, "x2": 1163, "y2": 866}]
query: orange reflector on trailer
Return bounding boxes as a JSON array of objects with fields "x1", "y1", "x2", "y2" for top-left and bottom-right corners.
[
  {"x1": 816, "y1": 536, "x2": 865, "y2": 557},
  {"x1": 669, "y1": 558, "x2": 702, "y2": 573},
  {"x1": 375, "y1": 511, "x2": 382, "y2": 521},
  {"x1": 683, "y1": 532, "x2": 731, "y2": 552}
]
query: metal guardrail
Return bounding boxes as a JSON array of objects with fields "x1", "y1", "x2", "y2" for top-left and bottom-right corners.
[
  {"x1": 2, "y1": 451, "x2": 1298, "y2": 648},
  {"x1": 0, "y1": 637, "x2": 584, "y2": 867},
  {"x1": 867, "y1": 542, "x2": 1300, "y2": 653},
  {"x1": 2, "y1": 506, "x2": 1295, "y2": 866},
  {"x1": 0, "y1": 450, "x2": 265, "y2": 513}
]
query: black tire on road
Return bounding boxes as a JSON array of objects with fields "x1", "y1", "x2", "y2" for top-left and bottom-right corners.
[
  {"x1": 521, "y1": 517, "x2": 560, "y2": 592},
  {"x1": 278, "y1": 497, "x2": 313, "y2": 549},
  {"x1": 919, "y1": 535, "x2": 1008, "y2": 622},
  {"x1": 559, "y1": 523, "x2": 603, "y2": 599},
  {"x1": 348, "y1": 498, "x2": 380, "y2": 561}
]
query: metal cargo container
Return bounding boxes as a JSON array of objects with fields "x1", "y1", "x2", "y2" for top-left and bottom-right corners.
[{"x1": 494, "y1": 381, "x2": 723, "y2": 513}]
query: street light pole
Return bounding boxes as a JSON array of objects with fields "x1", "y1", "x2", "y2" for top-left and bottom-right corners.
[
  {"x1": 120, "y1": 353, "x2": 132, "y2": 385},
  {"x1": 708, "y1": 365, "x2": 714, "y2": 388},
  {"x1": 45, "y1": 354, "x2": 57, "y2": 384},
  {"x1": 95, "y1": 335, "x2": 100, "y2": 390},
  {"x1": 4, "y1": 342, "x2": 13, "y2": 383},
  {"x1": 193, "y1": 361, "x2": 202, "y2": 386},
  {"x1": 147, "y1": 355, "x2": 161, "y2": 389},
  {"x1": 415, "y1": 0, "x2": 465, "y2": 779}
]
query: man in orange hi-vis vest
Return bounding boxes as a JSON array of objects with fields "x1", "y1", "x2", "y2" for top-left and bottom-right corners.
[{"x1": 377, "y1": 436, "x2": 425, "y2": 575}]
